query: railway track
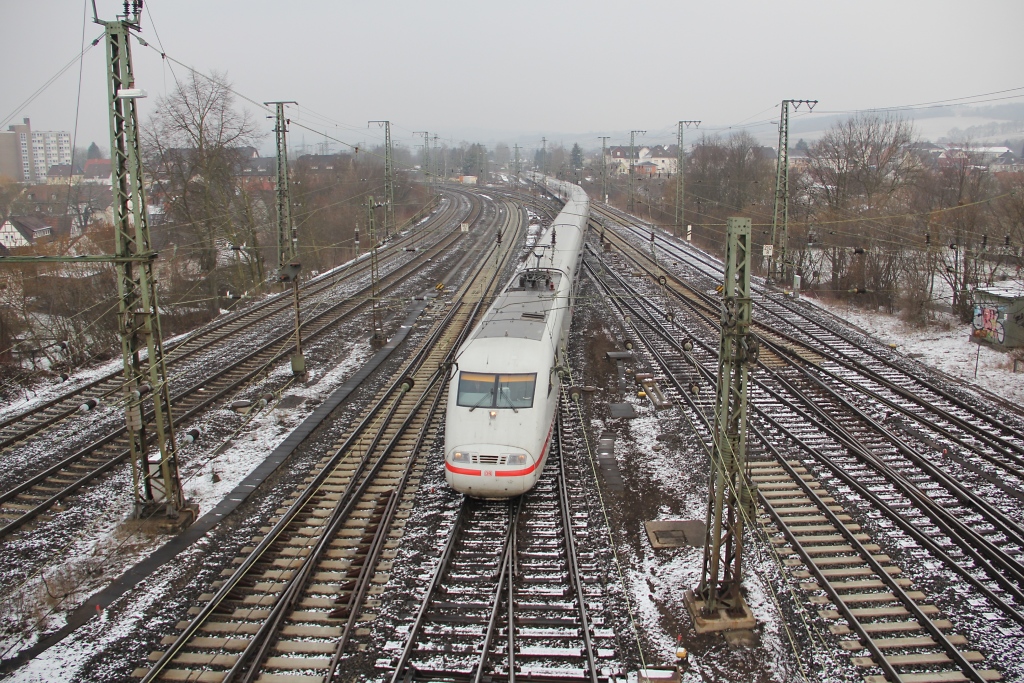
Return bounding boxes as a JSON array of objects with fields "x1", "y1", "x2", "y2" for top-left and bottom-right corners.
[
  {"x1": 137, "y1": 188, "x2": 529, "y2": 682},
  {"x1": 593, "y1": 222, "x2": 1024, "y2": 595},
  {"x1": 0, "y1": 193, "x2": 458, "y2": 456},
  {"x1": 0, "y1": 191, "x2": 486, "y2": 540},
  {"x1": 387, "y1": 409, "x2": 619, "y2": 682},
  {"x1": 585, "y1": 233, "x2": 1014, "y2": 681}
]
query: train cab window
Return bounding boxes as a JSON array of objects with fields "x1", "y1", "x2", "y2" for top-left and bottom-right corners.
[{"x1": 457, "y1": 372, "x2": 536, "y2": 409}]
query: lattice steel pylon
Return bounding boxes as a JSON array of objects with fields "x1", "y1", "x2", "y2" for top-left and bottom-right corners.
[
  {"x1": 691, "y1": 217, "x2": 758, "y2": 626},
  {"x1": 367, "y1": 196, "x2": 384, "y2": 343},
  {"x1": 369, "y1": 121, "x2": 395, "y2": 240},
  {"x1": 675, "y1": 121, "x2": 700, "y2": 239},
  {"x1": 267, "y1": 101, "x2": 298, "y2": 270},
  {"x1": 627, "y1": 129, "x2": 645, "y2": 214},
  {"x1": 414, "y1": 131, "x2": 430, "y2": 194},
  {"x1": 513, "y1": 144, "x2": 521, "y2": 186},
  {"x1": 98, "y1": 4, "x2": 186, "y2": 518},
  {"x1": 770, "y1": 99, "x2": 816, "y2": 282}
]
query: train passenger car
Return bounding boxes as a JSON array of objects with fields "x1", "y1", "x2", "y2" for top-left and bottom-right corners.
[{"x1": 444, "y1": 175, "x2": 589, "y2": 497}]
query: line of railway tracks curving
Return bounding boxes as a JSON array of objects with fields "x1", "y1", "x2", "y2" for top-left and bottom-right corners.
[
  {"x1": 0, "y1": 191, "x2": 488, "y2": 541},
  {"x1": 137, "y1": 187, "x2": 530, "y2": 682},
  {"x1": 585, "y1": 219, "x2": 1019, "y2": 681}
]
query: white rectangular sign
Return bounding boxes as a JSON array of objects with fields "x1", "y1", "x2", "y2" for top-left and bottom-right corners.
[{"x1": 762, "y1": 244, "x2": 774, "y2": 257}]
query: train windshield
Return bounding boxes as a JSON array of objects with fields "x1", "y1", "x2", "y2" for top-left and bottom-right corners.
[{"x1": 457, "y1": 372, "x2": 536, "y2": 409}]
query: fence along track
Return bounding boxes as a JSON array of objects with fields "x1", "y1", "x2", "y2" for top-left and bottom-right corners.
[
  {"x1": 0, "y1": 194, "x2": 482, "y2": 538},
  {"x1": 138, "y1": 197, "x2": 525, "y2": 683}
]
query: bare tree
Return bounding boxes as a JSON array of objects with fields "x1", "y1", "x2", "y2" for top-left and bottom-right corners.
[{"x1": 143, "y1": 70, "x2": 266, "y2": 317}]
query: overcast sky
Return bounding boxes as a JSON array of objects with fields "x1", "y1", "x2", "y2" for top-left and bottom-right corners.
[{"x1": 2, "y1": 0, "x2": 1022, "y2": 155}]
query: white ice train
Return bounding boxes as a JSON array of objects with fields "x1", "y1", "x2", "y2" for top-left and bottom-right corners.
[{"x1": 444, "y1": 175, "x2": 589, "y2": 497}]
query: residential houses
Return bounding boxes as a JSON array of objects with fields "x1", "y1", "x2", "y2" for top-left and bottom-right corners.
[{"x1": 605, "y1": 145, "x2": 679, "y2": 176}]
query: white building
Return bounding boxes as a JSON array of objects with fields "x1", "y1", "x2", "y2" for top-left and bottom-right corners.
[
  {"x1": 604, "y1": 145, "x2": 679, "y2": 176},
  {"x1": 0, "y1": 119, "x2": 72, "y2": 183}
]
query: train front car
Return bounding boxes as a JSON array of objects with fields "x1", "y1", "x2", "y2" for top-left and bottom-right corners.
[{"x1": 444, "y1": 177, "x2": 589, "y2": 497}]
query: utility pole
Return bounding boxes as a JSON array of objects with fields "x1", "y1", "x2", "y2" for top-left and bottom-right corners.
[
  {"x1": 770, "y1": 99, "x2": 816, "y2": 283},
  {"x1": 369, "y1": 121, "x2": 394, "y2": 240},
  {"x1": 687, "y1": 217, "x2": 758, "y2": 631},
  {"x1": 266, "y1": 101, "x2": 298, "y2": 270},
  {"x1": 0, "y1": 4, "x2": 193, "y2": 521},
  {"x1": 598, "y1": 136, "x2": 610, "y2": 203},
  {"x1": 414, "y1": 131, "x2": 430, "y2": 193},
  {"x1": 99, "y1": 2, "x2": 187, "y2": 520},
  {"x1": 541, "y1": 137, "x2": 548, "y2": 174},
  {"x1": 367, "y1": 196, "x2": 384, "y2": 345},
  {"x1": 267, "y1": 100, "x2": 303, "y2": 374},
  {"x1": 432, "y1": 134, "x2": 441, "y2": 188},
  {"x1": 676, "y1": 121, "x2": 700, "y2": 238},
  {"x1": 513, "y1": 144, "x2": 521, "y2": 186},
  {"x1": 628, "y1": 130, "x2": 646, "y2": 214}
]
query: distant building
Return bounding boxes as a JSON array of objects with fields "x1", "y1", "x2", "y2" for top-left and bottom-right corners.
[
  {"x1": 46, "y1": 164, "x2": 83, "y2": 185},
  {"x1": 82, "y1": 158, "x2": 112, "y2": 186},
  {"x1": 0, "y1": 118, "x2": 72, "y2": 183},
  {"x1": 605, "y1": 145, "x2": 679, "y2": 176},
  {"x1": 0, "y1": 215, "x2": 52, "y2": 249}
]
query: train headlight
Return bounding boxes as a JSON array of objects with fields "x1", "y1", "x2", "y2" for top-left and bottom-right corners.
[
  {"x1": 452, "y1": 451, "x2": 472, "y2": 463},
  {"x1": 506, "y1": 453, "x2": 528, "y2": 465},
  {"x1": 489, "y1": 410, "x2": 497, "y2": 419}
]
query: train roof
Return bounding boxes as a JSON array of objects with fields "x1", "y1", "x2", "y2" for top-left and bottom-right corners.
[{"x1": 473, "y1": 272, "x2": 563, "y2": 342}]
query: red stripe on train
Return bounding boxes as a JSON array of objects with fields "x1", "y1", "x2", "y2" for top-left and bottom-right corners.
[{"x1": 446, "y1": 416, "x2": 555, "y2": 478}]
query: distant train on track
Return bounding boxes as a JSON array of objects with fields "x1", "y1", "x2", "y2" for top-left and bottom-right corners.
[{"x1": 444, "y1": 175, "x2": 590, "y2": 497}]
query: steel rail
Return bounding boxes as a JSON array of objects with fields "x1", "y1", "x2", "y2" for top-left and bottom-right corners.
[
  {"x1": 586, "y1": 245, "x2": 1000, "y2": 681},
  {"x1": 594, "y1": 203, "x2": 1024, "y2": 442},
  {"x1": 143, "y1": 192, "x2": 527, "y2": 683},
  {"x1": 0, "y1": 204, "x2": 477, "y2": 537},
  {"x1": 591, "y1": 243, "x2": 1024, "y2": 604},
  {"x1": 0, "y1": 193, "x2": 461, "y2": 451},
  {"x1": 597, "y1": 223, "x2": 1024, "y2": 525},
  {"x1": 555, "y1": 408, "x2": 600, "y2": 683}
]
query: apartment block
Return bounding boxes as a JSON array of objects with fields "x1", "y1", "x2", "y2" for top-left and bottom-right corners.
[{"x1": 0, "y1": 118, "x2": 72, "y2": 183}]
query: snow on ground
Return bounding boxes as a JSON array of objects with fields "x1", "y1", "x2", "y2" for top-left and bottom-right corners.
[
  {"x1": 0, "y1": 339, "x2": 371, "y2": 669},
  {"x1": 804, "y1": 296, "x2": 1024, "y2": 407},
  {"x1": 179, "y1": 343, "x2": 372, "y2": 513}
]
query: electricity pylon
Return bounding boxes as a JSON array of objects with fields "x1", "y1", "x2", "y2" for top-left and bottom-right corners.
[
  {"x1": 675, "y1": 121, "x2": 700, "y2": 238},
  {"x1": 414, "y1": 131, "x2": 430, "y2": 193},
  {"x1": 689, "y1": 217, "x2": 759, "y2": 629},
  {"x1": 98, "y1": 2, "x2": 186, "y2": 519},
  {"x1": 367, "y1": 196, "x2": 384, "y2": 344},
  {"x1": 628, "y1": 129, "x2": 645, "y2": 214},
  {"x1": 513, "y1": 144, "x2": 521, "y2": 186},
  {"x1": 598, "y1": 136, "x2": 610, "y2": 203},
  {"x1": 369, "y1": 121, "x2": 395, "y2": 240},
  {"x1": 266, "y1": 101, "x2": 298, "y2": 270},
  {"x1": 770, "y1": 99, "x2": 816, "y2": 282}
]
